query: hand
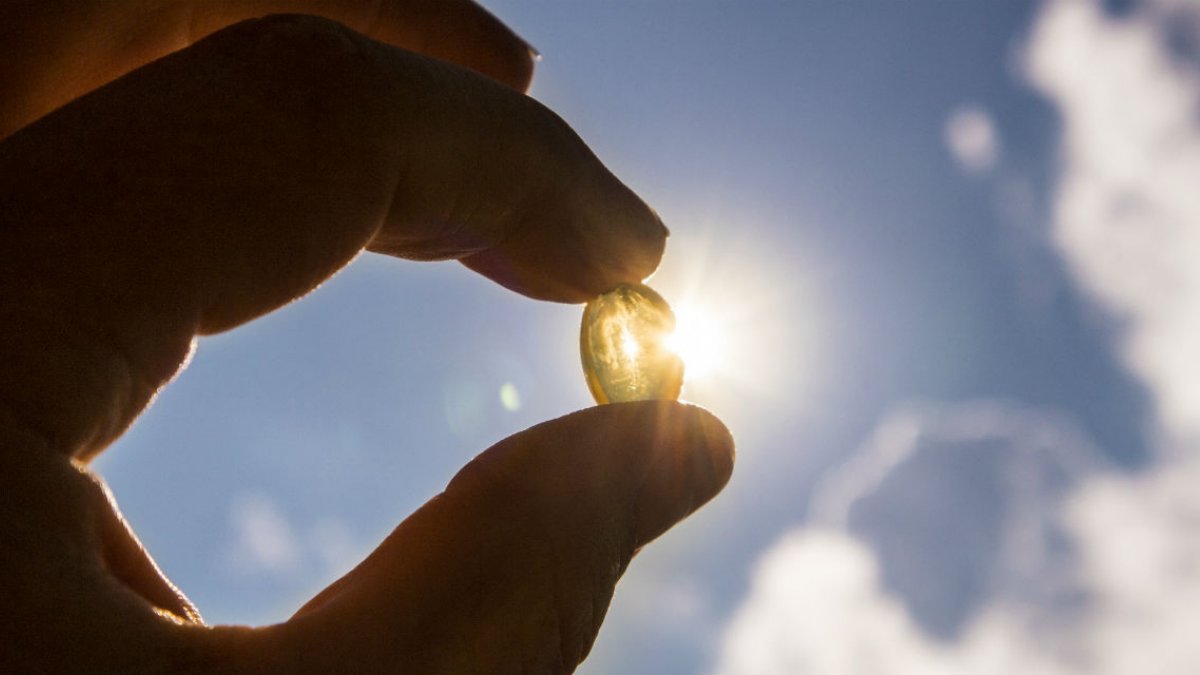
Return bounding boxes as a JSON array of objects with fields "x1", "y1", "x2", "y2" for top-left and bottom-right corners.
[{"x1": 0, "y1": 2, "x2": 734, "y2": 673}]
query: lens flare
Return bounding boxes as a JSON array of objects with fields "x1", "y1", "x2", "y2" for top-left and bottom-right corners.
[{"x1": 665, "y1": 303, "x2": 726, "y2": 382}]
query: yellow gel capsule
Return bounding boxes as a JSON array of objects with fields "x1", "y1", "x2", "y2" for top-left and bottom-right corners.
[{"x1": 580, "y1": 283, "x2": 684, "y2": 404}]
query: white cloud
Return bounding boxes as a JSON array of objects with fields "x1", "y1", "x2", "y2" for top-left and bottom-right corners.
[
  {"x1": 226, "y1": 492, "x2": 303, "y2": 575},
  {"x1": 712, "y1": 527, "x2": 1084, "y2": 675},
  {"x1": 1064, "y1": 456, "x2": 1200, "y2": 673},
  {"x1": 224, "y1": 491, "x2": 364, "y2": 579},
  {"x1": 1022, "y1": 2, "x2": 1200, "y2": 664},
  {"x1": 715, "y1": 5, "x2": 1200, "y2": 670},
  {"x1": 713, "y1": 530, "x2": 954, "y2": 675},
  {"x1": 810, "y1": 402, "x2": 1101, "y2": 639},
  {"x1": 945, "y1": 105, "x2": 1001, "y2": 172},
  {"x1": 712, "y1": 402, "x2": 1200, "y2": 675},
  {"x1": 1027, "y1": 0, "x2": 1200, "y2": 440},
  {"x1": 712, "y1": 400, "x2": 1104, "y2": 675}
]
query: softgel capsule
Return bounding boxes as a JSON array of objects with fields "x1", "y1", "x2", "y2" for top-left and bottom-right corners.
[{"x1": 580, "y1": 283, "x2": 684, "y2": 404}]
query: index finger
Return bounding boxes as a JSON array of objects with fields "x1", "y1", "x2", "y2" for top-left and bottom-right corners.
[
  {"x1": 0, "y1": 0, "x2": 535, "y2": 138},
  {"x1": 0, "y1": 15, "x2": 665, "y2": 459}
]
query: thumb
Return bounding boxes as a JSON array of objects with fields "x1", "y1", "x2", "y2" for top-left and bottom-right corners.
[{"x1": 269, "y1": 402, "x2": 733, "y2": 674}]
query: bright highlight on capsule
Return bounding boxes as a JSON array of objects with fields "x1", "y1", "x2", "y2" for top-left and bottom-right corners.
[{"x1": 580, "y1": 283, "x2": 685, "y2": 404}]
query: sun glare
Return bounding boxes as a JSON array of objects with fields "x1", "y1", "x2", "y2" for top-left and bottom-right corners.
[
  {"x1": 571, "y1": 214, "x2": 817, "y2": 413},
  {"x1": 666, "y1": 303, "x2": 727, "y2": 382}
]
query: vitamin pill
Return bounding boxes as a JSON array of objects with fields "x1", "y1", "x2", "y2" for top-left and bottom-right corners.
[{"x1": 580, "y1": 283, "x2": 684, "y2": 404}]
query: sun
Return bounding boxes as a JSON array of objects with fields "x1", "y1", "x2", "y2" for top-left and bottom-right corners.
[{"x1": 664, "y1": 302, "x2": 727, "y2": 382}]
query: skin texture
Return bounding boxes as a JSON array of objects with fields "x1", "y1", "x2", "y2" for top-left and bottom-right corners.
[{"x1": 0, "y1": 2, "x2": 734, "y2": 673}]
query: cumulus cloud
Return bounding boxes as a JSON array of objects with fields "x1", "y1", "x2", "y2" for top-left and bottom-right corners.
[
  {"x1": 1063, "y1": 456, "x2": 1200, "y2": 673},
  {"x1": 714, "y1": 530, "x2": 955, "y2": 675},
  {"x1": 944, "y1": 106, "x2": 1001, "y2": 172},
  {"x1": 715, "y1": 2, "x2": 1200, "y2": 673},
  {"x1": 712, "y1": 527, "x2": 1091, "y2": 675},
  {"x1": 713, "y1": 401, "x2": 1101, "y2": 675},
  {"x1": 1027, "y1": 0, "x2": 1200, "y2": 439},
  {"x1": 811, "y1": 402, "x2": 1101, "y2": 640},
  {"x1": 713, "y1": 405, "x2": 1200, "y2": 675}
]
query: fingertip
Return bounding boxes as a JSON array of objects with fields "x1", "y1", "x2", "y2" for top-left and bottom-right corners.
[
  {"x1": 585, "y1": 179, "x2": 671, "y2": 292},
  {"x1": 463, "y1": 2, "x2": 537, "y2": 92},
  {"x1": 690, "y1": 404, "x2": 736, "y2": 495},
  {"x1": 629, "y1": 402, "x2": 734, "y2": 545},
  {"x1": 459, "y1": 180, "x2": 668, "y2": 304},
  {"x1": 391, "y1": 0, "x2": 538, "y2": 92},
  {"x1": 513, "y1": 46, "x2": 538, "y2": 94},
  {"x1": 649, "y1": 206, "x2": 671, "y2": 239},
  {"x1": 483, "y1": 35, "x2": 536, "y2": 94},
  {"x1": 521, "y1": 401, "x2": 731, "y2": 545},
  {"x1": 450, "y1": 401, "x2": 731, "y2": 527}
]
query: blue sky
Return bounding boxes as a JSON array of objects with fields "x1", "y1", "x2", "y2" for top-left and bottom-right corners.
[{"x1": 96, "y1": 1, "x2": 1200, "y2": 673}]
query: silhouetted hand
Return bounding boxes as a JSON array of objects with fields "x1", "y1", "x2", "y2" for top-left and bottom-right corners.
[{"x1": 0, "y1": 2, "x2": 733, "y2": 673}]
